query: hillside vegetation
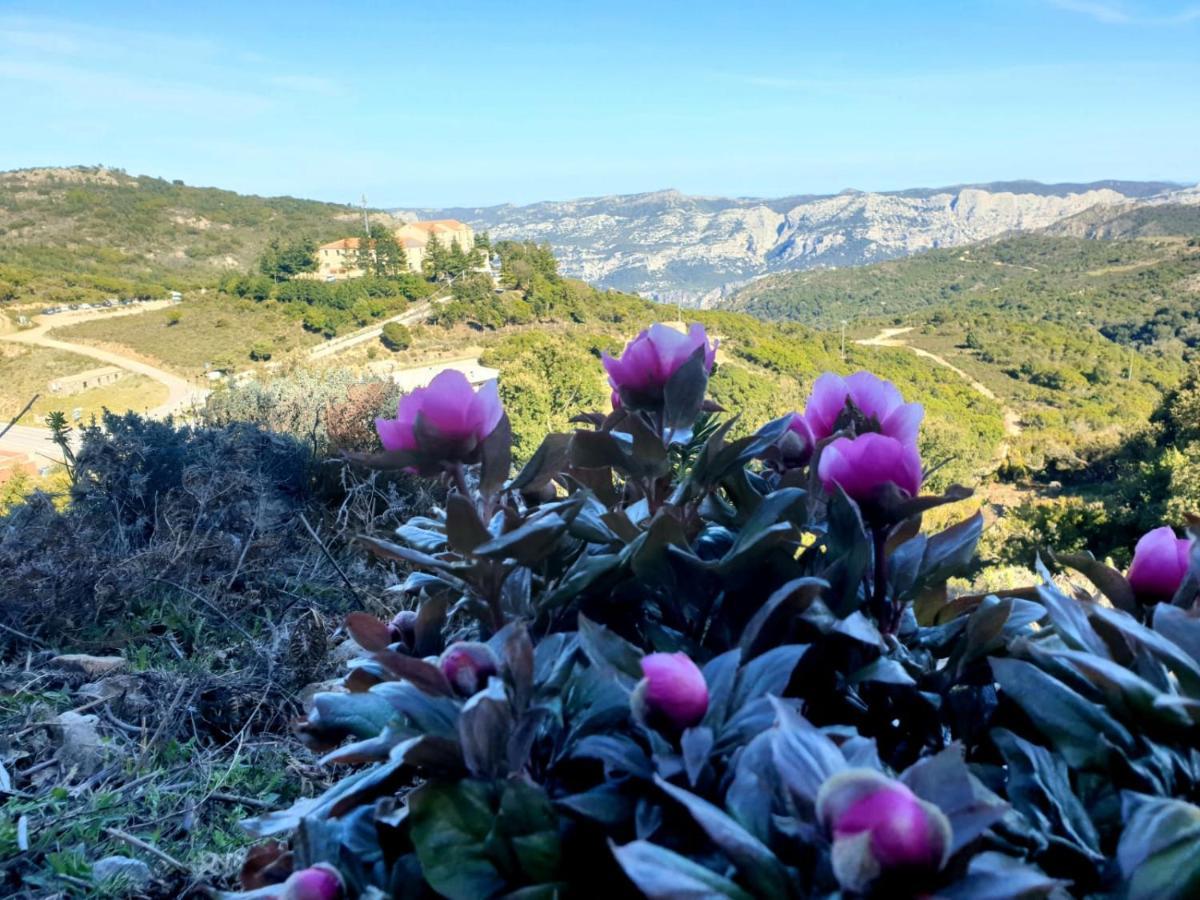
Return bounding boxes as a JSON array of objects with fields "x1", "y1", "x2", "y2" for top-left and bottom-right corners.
[{"x1": 0, "y1": 166, "x2": 380, "y2": 304}]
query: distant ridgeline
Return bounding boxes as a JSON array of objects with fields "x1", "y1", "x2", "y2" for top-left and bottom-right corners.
[{"x1": 400, "y1": 180, "x2": 1197, "y2": 303}]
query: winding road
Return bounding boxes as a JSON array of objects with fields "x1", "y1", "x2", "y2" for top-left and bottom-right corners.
[
  {"x1": 855, "y1": 327, "x2": 1021, "y2": 437},
  {"x1": 1, "y1": 303, "x2": 209, "y2": 463}
]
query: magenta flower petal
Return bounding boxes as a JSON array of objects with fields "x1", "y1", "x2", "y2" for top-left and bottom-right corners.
[
  {"x1": 604, "y1": 323, "x2": 717, "y2": 409},
  {"x1": 804, "y1": 372, "x2": 852, "y2": 439},
  {"x1": 804, "y1": 370, "x2": 924, "y2": 443},
  {"x1": 1127, "y1": 526, "x2": 1192, "y2": 600},
  {"x1": 818, "y1": 433, "x2": 923, "y2": 501},
  {"x1": 638, "y1": 652, "x2": 708, "y2": 729},
  {"x1": 375, "y1": 416, "x2": 416, "y2": 452},
  {"x1": 281, "y1": 864, "x2": 343, "y2": 900},
  {"x1": 880, "y1": 402, "x2": 924, "y2": 446},
  {"x1": 373, "y1": 369, "x2": 505, "y2": 466}
]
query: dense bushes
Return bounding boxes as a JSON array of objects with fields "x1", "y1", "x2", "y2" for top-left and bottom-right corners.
[{"x1": 225, "y1": 320, "x2": 1200, "y2": 899}]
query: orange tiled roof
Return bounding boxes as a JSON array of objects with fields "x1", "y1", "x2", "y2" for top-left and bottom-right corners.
[{"x1": 320, "y1": 237, "x2": 363, "y2": 250}]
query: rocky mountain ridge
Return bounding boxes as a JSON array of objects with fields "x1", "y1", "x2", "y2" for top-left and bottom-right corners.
[{"x1": 401, "y1": 180, "x2": 1192, "y2": 304}]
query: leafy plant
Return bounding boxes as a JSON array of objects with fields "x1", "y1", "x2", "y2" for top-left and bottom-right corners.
[{"x1": 226, "y1": 321, "x2": 1200, "y2": 899}]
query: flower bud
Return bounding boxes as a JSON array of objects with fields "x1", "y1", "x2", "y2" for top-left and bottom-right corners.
[
  {"x1": 438, "y1": 641, "x2": 500, "y2": 697},
  {"x1": 388, "y1": 610, "x2": 418, "y2": 648},
  {"x1": 818, "y1": 433, "x2": 923, "y2": 503},
  {"x1": 1127, "y1": 526, "x2": 1192, "y2": 602},
  {"x1": 632, "y1": 652, "x2": 708, "y2": 730},
  {"x1": 281, "y1": 864, "x2": 343, "y2": 900},
  {"x1": 374, "y1": 370, "x2": 504, "y2": 472},
  {"x1": 602, "y1": 323, "x2": 717, "y2": 411},
  {"x1": 817, "y1": 769, "x2": 951, "y2": 893}
]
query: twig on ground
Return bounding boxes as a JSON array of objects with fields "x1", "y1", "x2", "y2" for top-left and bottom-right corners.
[
  {"x1": 299, "y1": 512, "x2": 365, "y2": 606},
  {"x1": 102, "y1": 826, "x2": 188, "y2": 872},
  {"x1": 0, "y1": 394, "x2": 39, "y2": 440},
  {"x1": 0, "y1": 621, "x2": 45, "y2": 647}
]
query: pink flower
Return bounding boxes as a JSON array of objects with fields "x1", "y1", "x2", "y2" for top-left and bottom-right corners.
[
  {"x1": 602, "y1": 323, "x2": 717, "y2": 409},
  {"x1": 374, "y1": 370, "x2": 503, "y2": 464},
  {"x1": 633, "y1": 652, "x2": 708, "y2": 730},
  {"x1": 281, "y1": 864, "x2": 343, "y2": 900},
  {"x1": 804, "y1": 371, "x2": 923, "y2": 444},
  {"x1": 818, "y1": 433, "x2": 923, "y2": 501},
  {"x1": 817, "y1": 769, "x2": 951, "y2": 892},
  {"x1": 439, "y1": 641, "x2": 500, "y2": 697},
  {"x1": 1127, "y1": 526, "x2": 1192, "y2": 601}
]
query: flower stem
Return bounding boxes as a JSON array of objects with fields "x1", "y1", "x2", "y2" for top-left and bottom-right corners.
[
  {"x1": 450, "y1": 462, "x2": 471, "y2": 499},
  {"x1": 871, "y1": 525, "x2": 892, "y2": 632}
]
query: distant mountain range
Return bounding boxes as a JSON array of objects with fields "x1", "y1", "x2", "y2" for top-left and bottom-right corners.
[{"x1": 400, "y1": 180, "x2": 1197, "y2": 304}]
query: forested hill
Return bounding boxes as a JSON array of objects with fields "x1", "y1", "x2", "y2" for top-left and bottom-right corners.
[
  {"x1": 722, "y1": 212, "x2": 1200, "y2": 349},
  {"x1": 0, "y1": 166, "x2": 386, "y2": 294}
]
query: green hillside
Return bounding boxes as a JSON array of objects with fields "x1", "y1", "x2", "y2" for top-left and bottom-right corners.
[{"x1": 0, "y1": 166, "x2": 374, "y2": 303}]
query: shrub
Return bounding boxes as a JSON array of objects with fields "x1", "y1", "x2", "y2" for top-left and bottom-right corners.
[
  {"x1": 380, "y1": 321, "x2": 412, "y2": 352},
  {"x1": 249, "y1": 341, "x2": 273, "y2": 361},
  {"x1": 221, "y1": 320, "x2": 1200, "y2": 899}
]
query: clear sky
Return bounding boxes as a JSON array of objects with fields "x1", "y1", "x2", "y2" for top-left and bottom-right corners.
[{"x1": 1, "y1": 1, "x2": 1197, "y2": 207}]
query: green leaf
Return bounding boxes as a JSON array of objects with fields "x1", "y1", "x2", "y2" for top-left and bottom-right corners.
[
  {"x1": 577, "y1": 614, "x2": 643, "y2": 681},
  {"x1": 479, "y1": 412, "x2": 512, "y2": 497},
  {"x1": 992, "y1": 728, "x2": 1101, "y2": 861},
  {"x1": 395, "y1": 523, "x2": 449, "y2": 554},
  {"x1": 1118, "y1": 792, "x2": 1200, "y2": 900},
  {"x1": 988, "y1": 656, "x2": 1134, "y2": 768},
  {"x1": 458, "y1": 678, "x2": 514, "y2": 779},
  {"x1": 919, "y1": 512, "x2": 984, "y2": 587},
  {"x1": 901, "y1": 744, "x2": 1009, "y2": 857},
  {"x1": 610, "y1": 840, "x2": 755, "y2": 900},
  {"x1": 507, "y1": 432, "x2": 570, "y2": 493},
  {"x1": 1152, "y1": 604, "x2": 1200, "y2": 667},
  {"x1": 474, "y1": 512, "x2": 570, "y2": 565},
  {"x1": 849, "y1": 656, "x2": 915, "y2": 686},
  {"x1": 654, "y1": 776, "x2": 790, "y2": 899},
  {"x1": 445, "y1": 492, "x2": 490, "y2": 553},
  {"x1": 769, "y1": 697, "x2": 845, "y2": 808},
  {"x1": 662, "y1": 344, "x2": 710, "y2": 439},
  {"x1": 1054, "y1": 550, "x2": 1137, "y2": 614},
  {"x1": 496, "y1": 780, "x2": 562, "y2": 884},
  {"x1": 1089, "y1": 604, "x2": 1200, "y2": 697},
  {"x1": 409, "y1": 780, "x2": 505, "y2": 900},
  {"x1": 937, "y1": 852, "x2": 1067, "y2": 899}
]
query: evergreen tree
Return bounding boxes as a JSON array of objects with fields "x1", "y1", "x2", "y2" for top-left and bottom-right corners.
[{"x1": 423, "y1": 233, "x2": 447, "y2": 280}]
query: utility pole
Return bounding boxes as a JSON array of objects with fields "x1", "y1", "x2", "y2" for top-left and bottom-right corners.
[{"x1": 841, "y1": 320, "x2": 848, "y2": 361}]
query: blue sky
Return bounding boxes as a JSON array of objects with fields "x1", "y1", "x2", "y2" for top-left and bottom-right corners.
[{"x1": 1, "y1": 1, "x2": 1197, "y2": 206}]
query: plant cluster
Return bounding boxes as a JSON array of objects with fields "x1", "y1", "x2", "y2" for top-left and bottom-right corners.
[{"x1": 224, "y1": 320, "x2": 1200, "y2": 899}]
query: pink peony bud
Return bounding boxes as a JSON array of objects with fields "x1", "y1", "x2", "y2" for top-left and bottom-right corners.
[
  {"x1": 1127, "y1": 526, "x2": 1192, "y2": 601},
  {"x1": 817, "y1": 769, "x2": 951, "y2": 893},
  {"x1": 388, "y1": 610, "x2": 418, "y2": 647},
  {"x1": 280, "y1": 864, "x2": 343, "y2": 900},
  {"x1": 438, "y1": 641, "x2": 500, "y2": 697},
  {"x1": 602, "y1": 323, "x2": 717, "y2": 410},
  {"x1": 632, "y1": 652, "x2": 708, "y2": 730},
  {"x1": 374, "y1": 370, "x2": 504, "y2": 468},
  {"x1": 818, "y1": 433, "x2": 923, "y2": 502},
  {"x1": 804, "y1": 371, "x2": 924, "y2": 444}
]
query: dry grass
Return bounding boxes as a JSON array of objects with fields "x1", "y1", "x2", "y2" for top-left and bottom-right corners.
[
  {"x1": 0, "y1": 345, "x2": 167, "y2": 421},
  {"x1": 49, "y1": 297, "x2": 321, "y2": 376}
]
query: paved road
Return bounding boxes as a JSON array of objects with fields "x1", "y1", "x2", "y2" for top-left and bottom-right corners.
[
  {"x1": 0, "y1": 424, "x2": 73, "y2": 465},
  {"x1": 308, "y1": 295, "x2": 450, "y2": 360},
  {"x1": 1, "y1": 303, "x2": 209, "y2": 463},
  {"x1": 1, "y1": 303, "x2": 209, "y2": 419}
]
